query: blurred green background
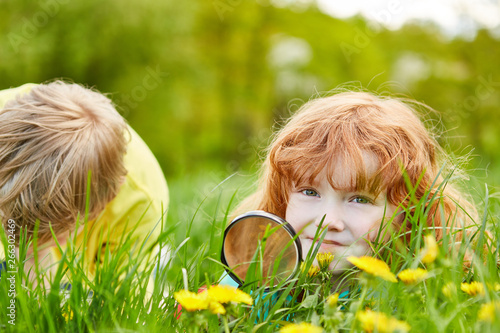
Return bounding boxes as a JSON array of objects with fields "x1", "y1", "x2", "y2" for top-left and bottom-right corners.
[{"x1": 2, "y1": 0, "x2": 500, "y2": 201}]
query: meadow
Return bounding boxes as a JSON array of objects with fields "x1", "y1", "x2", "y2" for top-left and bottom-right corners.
[
  {"x1": 1, "y1": 171, "x2": 499, "y2": 332},
  {"x1": 1, "y1": 1, "x2": 500, "y2": 331}
]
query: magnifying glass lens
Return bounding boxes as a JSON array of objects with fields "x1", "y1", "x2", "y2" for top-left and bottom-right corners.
[{"x1": 221, "y1": 211, "x2": 302, "y2": 287}]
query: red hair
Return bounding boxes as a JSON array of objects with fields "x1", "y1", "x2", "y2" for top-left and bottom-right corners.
[{"x1": 237, "y1": 91, "x2": 475, "y2": 242}]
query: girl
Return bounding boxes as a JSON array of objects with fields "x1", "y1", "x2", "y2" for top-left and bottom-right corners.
[{"x1": 233, "y1": 90, "x2": 475, "y2": 275}]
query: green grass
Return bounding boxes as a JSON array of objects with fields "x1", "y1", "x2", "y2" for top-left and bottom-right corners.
[{"x1": 1, "y1": 171, "x2": 500, "y2": 332}]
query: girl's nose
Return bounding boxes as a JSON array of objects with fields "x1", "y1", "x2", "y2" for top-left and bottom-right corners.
[{"x1": 314, "y1": 208, "x2": 345, "y2": 232}]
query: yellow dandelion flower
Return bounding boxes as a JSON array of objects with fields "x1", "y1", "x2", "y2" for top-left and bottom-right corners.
[
  {"x1": 174, "y1": 289, "x2": 210, "y2": 312},
  {"x1": 316, "y1": 252, "x2": 334, "y2": 270},
  {"x1": 308, "y1": 265, "x2": 320, "y2": 277},
  {"x1": 461, "y1": 281, "x2": 485, "y2": 296},
  {"x1": 357, "y1": 309, "x2": 410, "y2": 333},
  {"x1": 421, "y1": 234, "x2": 438, "y2": 264},
  {"x1": 347, "y1": 256, "x2": 397, "y2": 283},
  {"x1": 486, "y1": 282, "x2": 500, "y2": 292},
  {"x1": 208, "y1": 301, "x2": 226, "y2": 315},
  {"x1": 205, "y1": 285, "x2": 253, "y2": 305},
  {"x1": 397, "y1": 268, "x2": 429, "y2": 285},
  {"x1": 280, "y1": 322, "x2": 323, "y2": 333},
  {"x1": 478, "y1": 301, "x2": 500, "y2": 322},
  {"x1": 326, "y1": 293, "x2": 339, "y2": 308},
  {"x1": 301, "y1": 262, "x2": 320, "y2": 277},
  {"x1": 442, "y1": 282, "x2": 457, "y2": 298},
  {"x1": 62, "y1": 309, "x2": 74, "y2": 321}
]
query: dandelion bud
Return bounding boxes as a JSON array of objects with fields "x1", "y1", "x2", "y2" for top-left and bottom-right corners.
[
  {"x1": 478, "y1": 301, "x2": 500, "y2": 322},
  {"x1": 316, "y1": 252, "x2": 334, "y2": 270},
  {"x1": 442, "y1": 282, "x2": 456, "y2": 299},
  {"x1": 326, "y1": 293, "x2": 339, "y2": 308},
  {"x1": 461, "y1": 281, "x2": 485, "y2": 296},
  {"x1": 421, "y1": 235, "x2": 438, "y2": 264},
  {"x1": 397, "y1": 268, "x2": 429, "y2": 285}
]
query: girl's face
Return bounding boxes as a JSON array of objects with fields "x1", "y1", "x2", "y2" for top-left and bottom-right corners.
[{"x1": 285, "y1": 153, "x2": 399, "y2": 274}]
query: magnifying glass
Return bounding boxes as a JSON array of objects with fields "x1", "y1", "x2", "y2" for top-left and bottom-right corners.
[{"x1": 220, "y1": 210, "x2": 302, "y2": 288}]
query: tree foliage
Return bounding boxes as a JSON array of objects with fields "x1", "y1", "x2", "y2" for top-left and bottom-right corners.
[{"x1": 1, "y1": 0, "x2": 498, "y2": 183}]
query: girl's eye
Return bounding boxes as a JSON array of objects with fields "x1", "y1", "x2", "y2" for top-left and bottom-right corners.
[
  {"x1": 352, "y1": 196, "x2": 371, "y2": 204},
  {"x1": 302, "y1": 189, "x2": 319, "y2": 197}
]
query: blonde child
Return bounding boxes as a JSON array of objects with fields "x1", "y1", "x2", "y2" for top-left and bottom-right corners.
[
  {"x1": 0, "y1": 81, "x2": 169, "y2": 286},
  {"x1": 227, "y1": 90, "x2": 475, "y2": 280}
]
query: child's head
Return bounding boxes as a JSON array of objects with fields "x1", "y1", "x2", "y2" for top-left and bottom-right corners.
[
  {"x1": 0, "y1": 81, "x2": 128, "y2": 244},
  {"x1": 242, "y1": 91, "x2": 472, "y2": 273}
]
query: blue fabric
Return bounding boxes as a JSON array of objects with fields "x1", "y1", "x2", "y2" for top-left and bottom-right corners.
[
  {"x1": 219, "y1": 273, "x2": 240, "y2": 287},
  {"x1": 219, "y1": 273, "x2": 290, "y2": 320},
  {"x1": 60, "y1": 282, "x2": 72, "y2": 291},
  {"x1": 0, "y1": 261, "x2": 6, "y2": 279}
]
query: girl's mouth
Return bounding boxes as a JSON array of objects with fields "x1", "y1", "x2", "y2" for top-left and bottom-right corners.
[
  {"x1": 305, "y1": 237, "x2": 345, "y2": 248},
  {"x1": 321, "y1": 239, "x2": 345, "y2": 247}
]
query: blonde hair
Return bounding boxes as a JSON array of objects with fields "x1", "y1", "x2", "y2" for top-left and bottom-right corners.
[
  {"x1": 239, "y1": 91, "x2": 475, "y2": 242},
  {"x1": 0, "y1": 81, "x2": 128, "y2": 244}
]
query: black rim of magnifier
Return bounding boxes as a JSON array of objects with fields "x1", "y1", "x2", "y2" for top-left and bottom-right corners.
[{"x1": 220, "y1": 210, "x2": 303, "y2": 287}]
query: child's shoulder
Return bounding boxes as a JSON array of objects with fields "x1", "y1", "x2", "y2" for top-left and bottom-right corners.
[{"x1": 122, "y1": 126, "x2": 168, "y2": 204}]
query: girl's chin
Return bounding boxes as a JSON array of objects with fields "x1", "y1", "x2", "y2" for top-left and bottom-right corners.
[{"x1": 328, "y1": 260, "x2": 354, "y2": 274}]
